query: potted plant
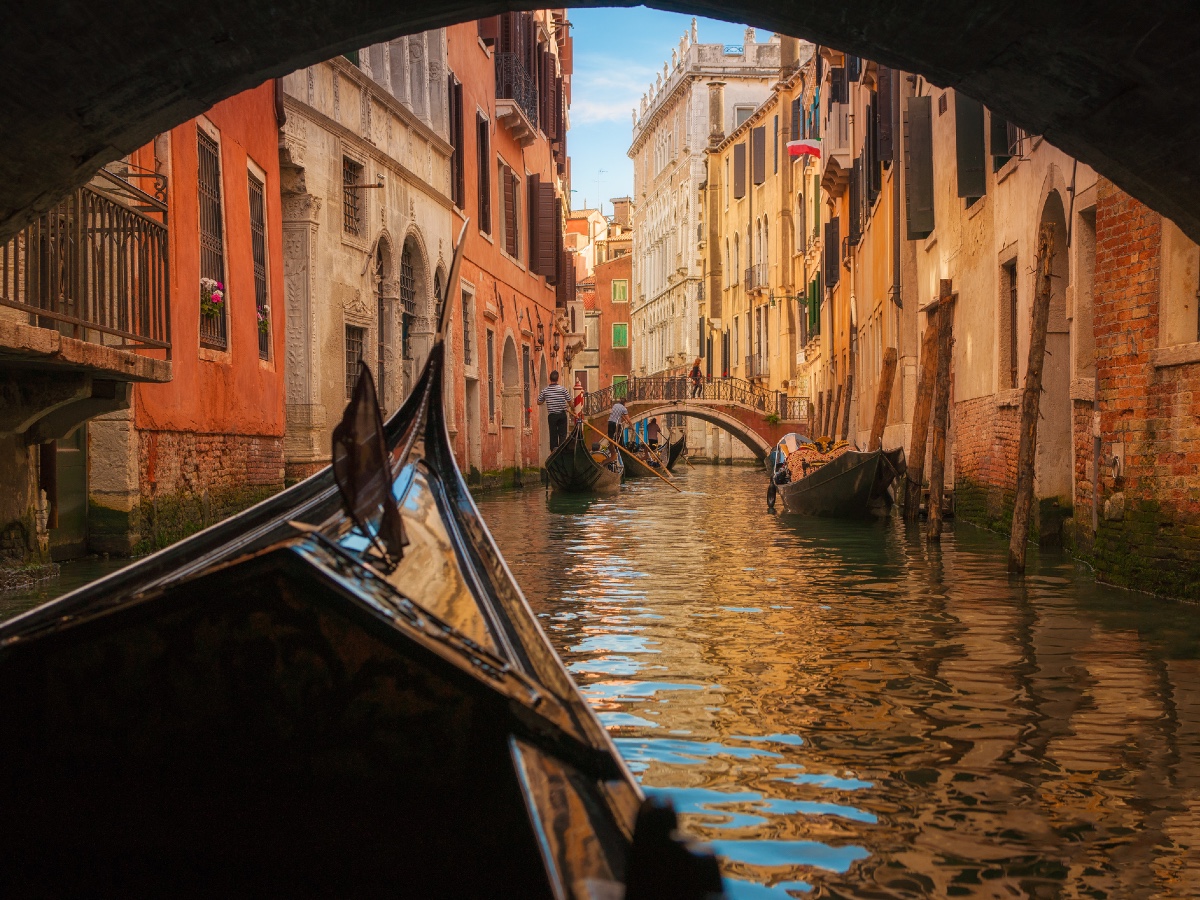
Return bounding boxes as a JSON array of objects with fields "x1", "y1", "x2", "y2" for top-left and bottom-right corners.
[
  {"x1": 257, "y1": 304, "x2": 270, "y2": 335},
  {"x1": 200, "y1": 278, "x2": 225, "y2": 319}
]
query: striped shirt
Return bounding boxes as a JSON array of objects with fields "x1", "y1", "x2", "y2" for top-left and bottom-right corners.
[
  {"x1": 608, "y1": 402, "x2": 629, "y2": 423},
  {"x1": 537, "y1": 384, "x2": 571, "y2": 414}
]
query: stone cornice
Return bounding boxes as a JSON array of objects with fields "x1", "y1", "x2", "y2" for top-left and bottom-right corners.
[{"x1": 327, "y1": 55, "x2": 453, "y2": 155}]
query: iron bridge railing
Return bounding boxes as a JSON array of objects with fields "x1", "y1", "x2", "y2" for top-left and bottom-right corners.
[
  {"x1": 584, "y1": 375, "x2": 810, "y2": 423},
  {"x1": 0, "y1": 165, "x2": 170, "y2": 353}
]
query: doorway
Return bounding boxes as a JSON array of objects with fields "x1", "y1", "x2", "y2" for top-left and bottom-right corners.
[
  {"x1": 537, "y1": 357, "x2": 549, "y2": 465},
  {"x1": 464, "y1": 378, "x2": 481, "y2": 478},
  {"x1": 1035, "y1": 190, "x2": 1072, "y2": 544},
  {"x1": 49, "y1": 425, "x2": 88, "y2": 560}
]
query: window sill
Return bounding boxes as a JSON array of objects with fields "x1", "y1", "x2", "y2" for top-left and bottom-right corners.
[
  {"x1": 966, "y1": 195, "x2": 988, "y2": 219},
  {"x1": 995, "y1": 388, "x2": 1021, "y2": 409},
  {"x1": 478, "y1": 231, "x2": 494, "y2": 245},
  {"x1": 995, "y1": 155, "x2": 1022, "y2": 185},
  {"x1": 1151, "y1": 341, "x2": 1200, "y2": 368},
  {"x1": 199, "y1": 344, "x2": 231, "y2": 364}
]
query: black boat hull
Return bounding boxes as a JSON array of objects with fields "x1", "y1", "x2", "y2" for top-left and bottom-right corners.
[
  {"x1": 544, "y1": 425, "x2": 623, "y2": 493},
  {"x1": 665, "y1": 434, "x2": 687, "y2": 472},
  {"x1": 779, "y1": 449, "x2": 884, "y2": 516}
]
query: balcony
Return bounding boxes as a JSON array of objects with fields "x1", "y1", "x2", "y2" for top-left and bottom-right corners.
[
  {"x1": 744, "y1": 261, "x2": 768, "y2": 292},
  {"x1": 1, "y1": 164, "x2": 170, "y2": 443},
  {"x1": 495, "y1": 52, "x2": 538, "y2": 146}
]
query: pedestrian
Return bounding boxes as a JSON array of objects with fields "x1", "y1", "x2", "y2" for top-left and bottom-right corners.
[
  {"x1": 646, "y1": 417, "x2": 662, "y2": 449},
  {"x1": 608, "y1": 398, "x2": 631, "y2": 441},
  {"x1": 537, "y1": 370, "x2": 571, "y2": 451},
  {"x1": 690, "y1": 358, "x2": 703, "y2": 398}
]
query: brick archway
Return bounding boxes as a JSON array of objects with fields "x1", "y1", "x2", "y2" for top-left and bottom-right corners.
[{"x1": 2, "y1": 3, "x2": 1200, "y2": 247}]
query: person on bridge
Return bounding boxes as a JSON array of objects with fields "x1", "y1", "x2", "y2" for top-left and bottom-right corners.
[
  {"x1": 690, "y1": 359, "x2": 703, "y2": 398},
  {"x1": 537, "y1": 370, "x2": 571, "y2": 451},
  {"x1": 608, "y1": 399, "x2": 631, "y2": 441}
]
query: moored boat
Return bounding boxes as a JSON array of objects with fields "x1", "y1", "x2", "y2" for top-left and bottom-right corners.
[
  {"x1": 0, "y1": 231, "x2": 722, "y2": 898},
  {"x1": 545, "y1": 423, "x2": 624, "y2": 493},
  {"x1": 778, "y1": 443, "x2": 895, "y2": 517},
  {"x1": 665, "y1": 433, "x2": 687, "y2": 472},
  {"x1": 616, "y1": 440, "x2": 665, "y2": 479}
]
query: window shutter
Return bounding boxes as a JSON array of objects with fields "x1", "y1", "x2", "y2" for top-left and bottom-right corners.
[
  {"x1": 503, "y1": 168, "x2": 518, "y2": 256},
  {"x1": 903, "y1": 95, "x2": 935, "y2": 239},
  {"x1": 824, "y1": 217, "x2": 841, "y2": 288},
  {"x1": 790, "y1": 98, "x2": 800, "y2": 141},
  {"x1": 830, "y1": 67, "x2": 846, "y2": 105},
  {"x1": 955, "y1": 92, "x2": 986, "y2": 200},
  {"x1": 866, "y1": 103, "x2": 882, "y2": 201},
  {"x1": 527, "y1": 174, "x2": 540, "y2": 269},
  {"x1": 477, "y1": 117, "x2": 491, "y2": 233},
  {"x1": 876, "y1": 66, "x2": 895, "y2": 162},
  {"x1": 772, "y1": 116, "x2": 779, "y2": 173},
  {"x1": 989, "y1": 108, "x2": 1012, "y2": 169},
  {"x1": 539, "y1": 181, "x2": 557, "y2": 280},
  {"x1": 849, "y1": 157, "x2": 862, "y2": 246},
  {"x1": 478, "y1": 16, "x2": 499, "y2": 45},
  {"x1": 752, "y1": 126, "x2": 766, "y2": 185},
  {"x1": 733, "y1": 143, "x2": 746, "y2": 199},
  {"x1": 449, "y1": 78, "x2": 465, "y2": 209}
]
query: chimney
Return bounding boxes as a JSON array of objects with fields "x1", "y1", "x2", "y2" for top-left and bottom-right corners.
[
  {"x1": 610, "y1": 197, "x2": 632, "y2": 227},
  {"x1": 780, "y1": 36, "x2": 800, "y2": 76},
  {"x1": 708, "y1": 81, "x2": 726, "y2": 149}
]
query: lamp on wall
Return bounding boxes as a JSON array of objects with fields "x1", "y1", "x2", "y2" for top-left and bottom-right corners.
[
  {"x1": 536, "y1": 321, "x2": 545, "y2": 349},
  {"x1": 553, "y1": 331, "x2": 561, "y2": 354}
]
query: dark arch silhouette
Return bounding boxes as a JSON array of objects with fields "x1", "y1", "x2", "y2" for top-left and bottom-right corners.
[{"x1": 1, "y1": 2, "x2": 1200, "y2": 245}]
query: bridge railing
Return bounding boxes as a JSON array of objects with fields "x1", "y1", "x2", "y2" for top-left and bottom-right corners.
[{"x1": 584, "y1": 375, "x2": 809, "y2": 422}]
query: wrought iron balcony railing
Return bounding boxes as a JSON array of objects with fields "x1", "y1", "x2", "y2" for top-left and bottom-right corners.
[
  {"x1": 0, "y1": 165, "x2": 170, "y2": 354},
  {"x1": 495, "y1": 52, "x2": 539, "y2": 130}
]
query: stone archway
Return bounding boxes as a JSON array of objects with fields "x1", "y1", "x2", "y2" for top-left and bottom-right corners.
[
  {"x1": 1035, "y1": 189, "x2": 1072, "y2": 543},
  {"x1": 537, "y1": 356, "x2": 549, "y2": 465},
  {"x1": 4, "y1": 3, "x2": 1200, "y2": 248},
  {"x1": 500, "y1": 335, "x2": 521, "y2": 469},
  {"x1": 627, "y1": 405, "x2": 773, "y2": 459},
  {"x1": 400, "y1": 231, "x2": 432, "y2": 385}
]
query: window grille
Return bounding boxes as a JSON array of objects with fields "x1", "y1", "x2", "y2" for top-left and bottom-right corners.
[
  {"x1": 198, "y1": 130, "x2": 227, "y2": 349},
  {"x1": 342, "y1": 157, "x2": 363, "y2": 235},
  {"x1": 462, "y1": 292, "x2": 473, "y2": 366},
  {"x1": 248, "y1": 173, "x2": 269, "y2": 359},
  {"x1": 486, "y1": 329, "x2": 496, "y2": 420},
  {"x1": 522, "y1": 345, "x2": 531, "y2": 427},
  {"x1": 345, "y1": 325, "x2": 365, "y2": 400},
  {"x1": 400, "y1": 243, "x2": 415, "y2": 361}
]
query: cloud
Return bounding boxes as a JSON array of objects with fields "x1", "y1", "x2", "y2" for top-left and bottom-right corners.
[{"x1": 570, "y1": 53, "x2": 657, "y2": 125}]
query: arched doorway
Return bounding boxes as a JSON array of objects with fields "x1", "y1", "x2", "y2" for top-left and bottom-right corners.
[
  {"x1": 375, "y1": 239, "x2": 392, "y2": 410},
  {"x1": 501, "y1": 335, "x2": 521, "y2": 469},
  {"x1": 1036, "y1": 189, "x2": 1072, "y2": 544}
]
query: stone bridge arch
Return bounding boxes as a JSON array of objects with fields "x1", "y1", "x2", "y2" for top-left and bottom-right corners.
[
  {"x1": 628, "y1": 405, "x2": 773, "y2": 460},
  {"x1": 3, "y1": 2, "x2": 1200, "y2": 246}
]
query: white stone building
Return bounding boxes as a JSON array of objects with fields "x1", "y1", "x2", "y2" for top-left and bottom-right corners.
[
  {"x1": 279, "y1": 36, "x2": 455, "y2": 480},
  {"x1": 627, "y1": 24, "x2": 779, "y2": 461}
]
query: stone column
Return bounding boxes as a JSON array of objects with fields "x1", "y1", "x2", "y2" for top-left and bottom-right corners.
[{"x1": 281, "y1": 191, "x2": 326, "y2": 482}]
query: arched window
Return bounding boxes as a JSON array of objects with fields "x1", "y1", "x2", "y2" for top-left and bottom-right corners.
[
  {"x1": 733, "y1": 234, "x2": 740, "y2": 285},
  {"x1": 400, "y1": 242, "x2": 415, "y2": 362},
  {"x1": 725, "y1": 239, "x2": 730, "y2": 288}
]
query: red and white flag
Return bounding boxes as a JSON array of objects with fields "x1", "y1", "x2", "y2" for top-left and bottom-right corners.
[{"x1": 786, "y1": 139, "x2": 822, "y2": 159}]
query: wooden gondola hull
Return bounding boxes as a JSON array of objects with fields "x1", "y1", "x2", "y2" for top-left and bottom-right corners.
[
  {"x1": 779, "y1": 450, "x2": 884, "y2": 517},
  {"x1": 665, "y1": 435, "x2": 687, "y2": 472},
  {"x1": 544, "y1": 426, "x2": 622, "y2": 493},
  {"x1": 616, "y1": 442, "x2": 664, "y2": 479}
]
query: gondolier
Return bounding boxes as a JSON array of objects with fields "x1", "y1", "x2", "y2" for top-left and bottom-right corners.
[
  {"x1": 537, "y1": 370, "x2": 571, "y2": 451},
  {"x1": 608, "y1": 398, "x2": 631, "y2": 440}
]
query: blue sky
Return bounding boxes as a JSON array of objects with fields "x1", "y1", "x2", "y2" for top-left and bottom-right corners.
[{"x1": 567, "y1": 8, "x2": 758, "y2": 215}]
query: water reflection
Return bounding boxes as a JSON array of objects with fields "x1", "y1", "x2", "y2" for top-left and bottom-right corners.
[{"x1": 476, "y1": 466, "x2": 1200, "y2": 898}]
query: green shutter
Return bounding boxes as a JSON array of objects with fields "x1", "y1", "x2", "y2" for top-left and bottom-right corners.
[
  {"x1": 955, "y1": 92, "x2": 986, "y2": 200},
  {"x1": 903, "y1": 95, "x2": 935, "y2": 239}
]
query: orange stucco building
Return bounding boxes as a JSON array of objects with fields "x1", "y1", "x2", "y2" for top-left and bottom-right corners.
[
  {"x1": 444, "y1": 13, "x2": 573, "y2": 481},
  {"x1": 90, "y1": 83, "x2": 288, "y2": 553}
]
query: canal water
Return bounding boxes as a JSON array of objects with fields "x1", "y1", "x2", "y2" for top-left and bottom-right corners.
[{"x1": 476, "y1": 465, "x2": 1200, "y2": 899}]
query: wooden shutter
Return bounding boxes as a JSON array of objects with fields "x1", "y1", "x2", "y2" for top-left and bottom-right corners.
[
  {"x1": 477, "y1": 117, "x2": 491, "y2": 234},
  {"x1": 955, "y1": 92, "x2": 986, "y2": 199},
  {"x1": 824, "y1": 217, "x2": 840, "y2": 288},
  {"x1": 772, "y1": 116, "x2": 779, "y2": 173},
  {"x1": 830, "y1": 67, "x2": 846, "y2": 105},
  {"x1": 733, "y1": 143, "x2": 746, "y2": 199},
  {"x1": 903, "y1": 95, "x2": 935, "y2": 239},
  {"x1": 849, "y1": 157, "x2": 862, "y2": 246},
  {"x1": 866, "y1": 103, "x2": 881, "y2": 201},
  {"x1": 989, "y1": 108, "x2": 1012, "y2": 168},
  {"x1": 539, "y1": 181, "x2": 557, "y2": 280},
  {"x1": 503, "y1": 168, "x2": 518, "y2": 256},
  {"x1": 478, "y1": 16, "x2": 499, "y2": 46},
  {"x1": 527, "y1": 174, "x2": 540, "y2": 269},
  {"x1": 877, "y1": 66, "x2": 895, "y2": 162},
  {"x1": 790, "y1": 98, "x2": 801, "y2": 141},
  {"x1": 449, "y1": 77, "x2": 465, "y2": 209},
  {"x1": 752, "y1": 126, "x2": 766, "y2": 185}
]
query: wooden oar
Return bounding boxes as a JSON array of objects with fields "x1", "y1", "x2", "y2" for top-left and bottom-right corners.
[{"x1": 582, "y1": 420, "x2": 682, "y2": 493}]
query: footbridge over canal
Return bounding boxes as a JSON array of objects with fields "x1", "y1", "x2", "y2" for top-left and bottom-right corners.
[{"x1": 584, "y1": 377, "x2": 809, "y2": 461}]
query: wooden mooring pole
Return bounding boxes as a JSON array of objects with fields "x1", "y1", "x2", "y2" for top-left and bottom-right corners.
[
  {"x1": 816, "y1": 392, "x2": 825, "y2": 437},
  {"x1": 927, "y1": 280, "x2": 955, "y2": 542},
  {"x1": 840, "y1": 368, "x2": 854, "y2": 442},
  {"x1": 868, "y1": 347, "x2": 899, "y2": 452},
  {"x1": 828, "y1": 384, "x2": 843, "y2": 440},
  {"x1": 1009, "y1": 224, "x2": 1056, "y2": 572},
  {"x1": 904, "y1": 315, "x2": 940, "y2": 521}
]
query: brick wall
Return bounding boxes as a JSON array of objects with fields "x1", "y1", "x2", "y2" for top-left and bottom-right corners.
[
  {"x1": 135, "y1": 429, "x2": 285, "y2": 552},
  {"x1": 1092, "y1": 178, "x2": 1200, "y2": 599},
  {"x1": 952, "y1": 394, "x2": 1020, "y2": 532}
]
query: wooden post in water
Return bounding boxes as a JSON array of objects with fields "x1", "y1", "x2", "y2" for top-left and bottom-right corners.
[
  {"x1": 1009, "y1": 225, "x2": 1056, "y2": 572},
  {"x1": 828, "y1": 384, "x2": 843, "y2": 440},
  {"x1": 904, "y1": 311, "x2": 941, "y2": 521},
  {"x1": 868, "y1": 347, "x2": 899, "y2": 451},
  {"x1": 927, "y1": 280, "x2": 955, "y2": 541},
  {"x1": 816, "y1": 392, "x2": 825, "y2": 437},
  {"x1": 807, "y1": 398, "x2": 815, "y2": 437},
  {"x1": 839, "y1": 357, "x2": 854, "y2": 442}
]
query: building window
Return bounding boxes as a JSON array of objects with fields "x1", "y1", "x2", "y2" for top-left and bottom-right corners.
[
  {"x1": 461, "y1": 289, "x2": 473, "y2": 366},
  {"x1": 448, "y1": 75, "x2": 465, "y2": 210},
  {"x1": 1160, "y1": 219, "x2": 1200, "y2": 347},
  {"x1": 1000, "y1": 260, "x2": 1019, "y2": 389},
  {"x1": 498, "y1": 161, "x2": 520, "y2": 258},
  {"x1": 612, "y1": 323, "x2": 629, "y2": 349},
  {"x1": 400, "y1": 243, "x2": 415, "y2": 361},
  {"x1": 477, "y1": 115, "x2": 491, "y2": 234},
  {"x1": 248, "y1": 173, "x2": 270, "y2": 360},
  {"x1": 522, "y1": 344, "x2": 531, "y2": 427},
  {"x1": 612, "y1": 279, "x2": 628, "y2": 302},
  {"x1": 342, "y1": 156, "x2": 363, "y2": 235},
  {"x1": 612, "y1": 375, "x2": 629, "y2": 398},
  {"x1": 345, "y1": 324, "x2": 365, "y2": 400},
  {"x1": 197, "y1": 129, "x2": 227, "y2": 350},
  {"x1": 486, "y1": 329, "x2": 496, "y2": 421},
  {"x1": 735, "y1": 106, "x2": 754, "y2": 128}
]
